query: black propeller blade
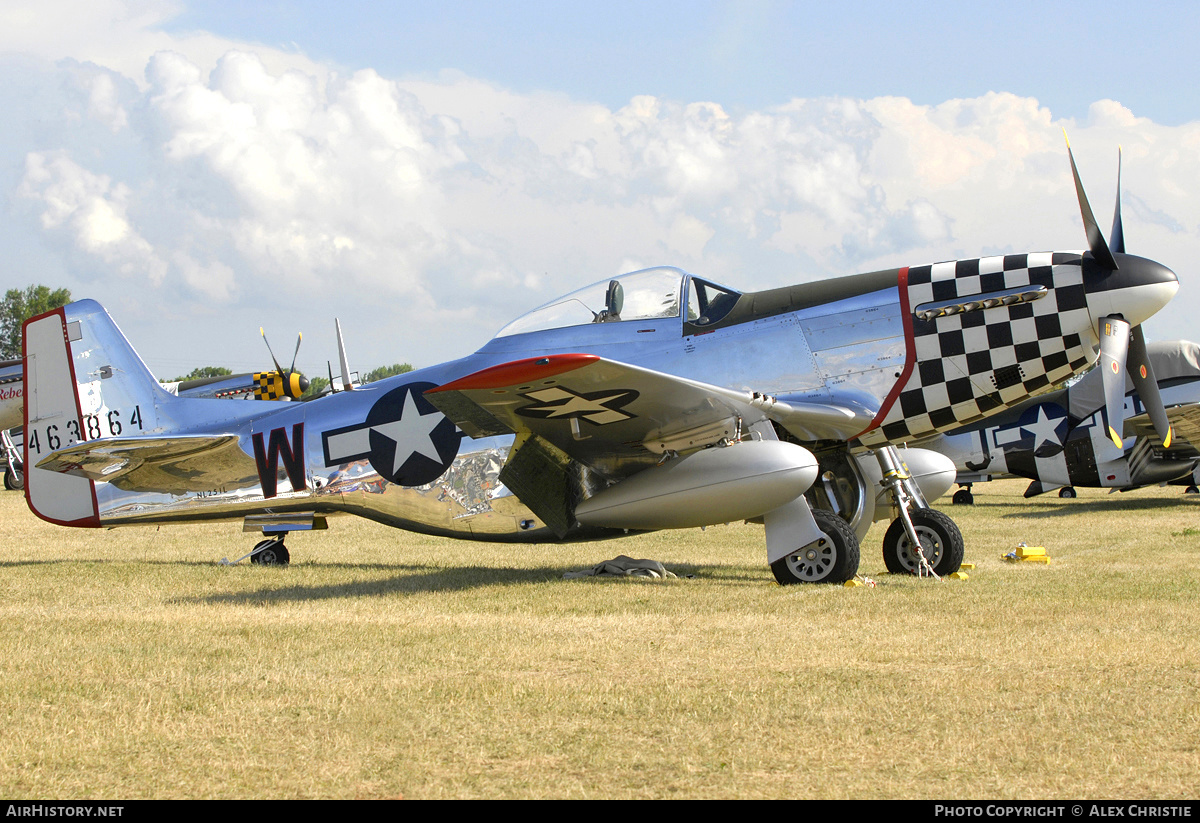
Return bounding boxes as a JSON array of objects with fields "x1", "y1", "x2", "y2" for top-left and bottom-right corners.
[
  {"x1": 1110, "y1": 146, "x2": 1125, "y2": 255},
  {"x1": 1066, "y1": 132, "x2": 1118, "y2": 271},
  {"x1": 1066, "y1": 137, "x2": 1173, "y2": 450},
  {"x1": 260, "y1": 326, "x2": 286, "y2": 375}
]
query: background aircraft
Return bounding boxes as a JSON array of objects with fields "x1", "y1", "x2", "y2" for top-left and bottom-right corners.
[
  {"x1": 0, "y1": 359, "x2": 22, "y2": 489},
  {"x1": 19, "y1": 149, "x2": 1180, "y2": 584},
  {"x1": 0, "y1": 359, "x2": 23, "y2": 433},
  {"x1": 921, "y1": 340, "x2": 1200, "y2": 502}
]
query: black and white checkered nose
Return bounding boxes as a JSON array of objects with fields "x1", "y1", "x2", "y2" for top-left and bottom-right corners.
[{"x1": 1081, "y1": 252, "x2": 1178, "y2": 328}]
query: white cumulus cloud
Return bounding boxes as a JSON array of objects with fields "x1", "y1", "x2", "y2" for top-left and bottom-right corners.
[{"x1": 19, "y1": 151, "x2": 167, "y2": 283}]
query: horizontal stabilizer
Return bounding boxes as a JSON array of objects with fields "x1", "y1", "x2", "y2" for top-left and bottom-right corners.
[
  {"x1": 243, "y1": 513, "x2": 329, "y2": 533},
  {"x1": 36, "y1": 434, "x2": 257, "y2": 495}
]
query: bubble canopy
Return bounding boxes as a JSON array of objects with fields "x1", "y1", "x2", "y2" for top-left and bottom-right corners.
[{"x1": 495, "y1": 267, "x2": 740, "y2": 338}]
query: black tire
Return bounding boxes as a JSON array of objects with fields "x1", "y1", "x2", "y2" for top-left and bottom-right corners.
[
  {"x1": 250, "y1": 539, "x2": 290, "y2": 566},
  {"x1": 1058, "y1": 487, "x2": 1076, "y2": 499},
  {"x1": 1186, "y1": 485, "x2": 1199, "y2": 495},
  {"x1": 4, "y1": 464, "x2": 23, "y2": 492},
  {"x1": 882, "y1": 508, "x2": 964, "y2": 576},
  {"x1": 771, "y1": 509, "x2": 860, "y2": 585},
  {"x1": 951, "y1": 488, "x2": 974, "y2": 505}
]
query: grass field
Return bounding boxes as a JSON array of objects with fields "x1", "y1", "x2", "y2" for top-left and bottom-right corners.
[{"x1": 1, "y1": 480, "x2": 1198, "y2": 799}]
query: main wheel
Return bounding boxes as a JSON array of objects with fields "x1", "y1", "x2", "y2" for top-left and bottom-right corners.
[
  {"x1": 951, "y1": 488, "x2": 974, "y2": 505},
  {"x1": 882, "y1": 508, "x2": 964, "y2": 576},
  {"x1": 1058, "y1": 486, "x2": 1076, "y2": 499},
  {"x1": 771, "y1": 509, "x2": 860, "y2": 585},
  {"x1": 250, "y1": 539, "x2": 290, "y2": 565},
  {"x1": 4, "y1": 464, "x2": 23, "y2": 491}
]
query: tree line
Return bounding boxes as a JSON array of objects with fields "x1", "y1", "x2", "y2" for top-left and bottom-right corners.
[{"x1": 1, "y1": 285, "x2": 72, "y2": 359}]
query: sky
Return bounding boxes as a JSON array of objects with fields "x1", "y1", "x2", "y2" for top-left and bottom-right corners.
[{"x1": 2, "y1": 0, "x2": 1200, "y2": 380}]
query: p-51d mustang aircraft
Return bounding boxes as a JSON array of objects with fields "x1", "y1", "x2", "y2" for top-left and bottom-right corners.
[
  {"x1": 21, "y1": 147, "x2": 1180, "y2": 583},
  {"x1": 923, "y1": 340, "x2": 1200, "y2": 501}
]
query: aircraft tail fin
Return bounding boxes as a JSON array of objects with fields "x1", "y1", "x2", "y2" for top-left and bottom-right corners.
[{"x1": 22, "y1": 299, "x2": 177, "y2": 526}]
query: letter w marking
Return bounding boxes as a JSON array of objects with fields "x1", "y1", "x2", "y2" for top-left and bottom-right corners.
[{"x1": 253, "y1": 423, "x2": 306, "y2": 499}]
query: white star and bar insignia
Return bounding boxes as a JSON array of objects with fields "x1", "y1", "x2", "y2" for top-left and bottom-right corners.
[{"x1": 322, "y1": 383, "x2": 461, "y2": 486}]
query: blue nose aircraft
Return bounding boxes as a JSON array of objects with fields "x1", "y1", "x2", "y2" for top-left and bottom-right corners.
[{"x1": 21, "y1": 146, "x2": 1180, "y2": 584}]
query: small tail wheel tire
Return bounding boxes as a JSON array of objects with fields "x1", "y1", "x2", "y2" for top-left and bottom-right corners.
[
  {"x1": 951, "y1": 488, "x2": 974, "y2": 505},
  {"x1": 771, "y1": 509, "x2": 860, "y2": 585},
  {"x1": 882, "y1": 508, "x2": 964, "y2": 576},
  {"x1": 251, "y1": 539, "x2": 290, "y2": 565},
  {"x1": 1058, "y1": 487, "x2": 1077, "y2": 499}
]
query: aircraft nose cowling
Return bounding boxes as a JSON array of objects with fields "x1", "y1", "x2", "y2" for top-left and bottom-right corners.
[{"x1": 1084, "y1": 253, "x2": 1179, "y2": 327}]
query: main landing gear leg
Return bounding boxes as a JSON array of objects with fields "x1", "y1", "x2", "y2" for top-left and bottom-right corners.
[
  {"x1": 1, "y1": 429, "x2": 22, "y2": 491},
  {"x1": 874, "y1": 446, "x2": 964, "y2": 578}
]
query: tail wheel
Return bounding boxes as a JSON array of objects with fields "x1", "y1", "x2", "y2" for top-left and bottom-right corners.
[
  {"x1": 250, "y1": 539, "x2": 290, "y2": 566},
  {"x1": 882, "y1": 508, "x2": 963, "y2": 576},
  {"x1": 771, "y1": 509, "x2": 860, "y2": 585}
]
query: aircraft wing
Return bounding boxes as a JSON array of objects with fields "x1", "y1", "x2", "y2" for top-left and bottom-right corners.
[
  {"x1": 1126, "y1": 403, "x2": 1200, "y2": 458},
  {"x1": 35, "y1": 434, "x2": 259, "y2": 495},
  {"x1": 426, "y1": 353, "x2": 870, "y2": 475},
  {"x1": 1163, "y1": 404, "x2": 1200, "y2": 458}
]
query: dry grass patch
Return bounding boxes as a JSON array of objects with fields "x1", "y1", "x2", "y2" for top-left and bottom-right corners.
[{"x1": 1, "y1": 480, "x2": 1198, "y2": 798}]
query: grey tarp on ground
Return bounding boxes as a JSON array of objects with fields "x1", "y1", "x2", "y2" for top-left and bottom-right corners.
[{"x1": 563, "y1": 555, "x2": 678, "y2": 579}]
